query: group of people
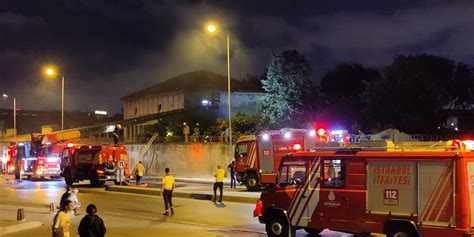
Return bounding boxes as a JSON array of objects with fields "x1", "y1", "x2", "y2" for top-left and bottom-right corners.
[
  {"x1": 182, "y1": 122, "x2": 200, "y2": 142},
  {"x1": 54, "y1": 187, "x2": 106, "y2": 237},
  {"x1": 51, "y1": 161, "x2": 237, "y2": 236}
]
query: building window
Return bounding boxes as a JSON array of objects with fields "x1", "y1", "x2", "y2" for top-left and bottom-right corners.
[{"x1": 134, "y1": 108, "x2": 138, "y2": 115}]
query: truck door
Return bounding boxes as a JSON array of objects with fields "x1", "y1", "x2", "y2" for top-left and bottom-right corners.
[{"x1": 316, "y1": 158, "x2": 350, "y2": 230}]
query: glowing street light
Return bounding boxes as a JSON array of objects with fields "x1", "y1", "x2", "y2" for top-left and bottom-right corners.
[
  {"x1": 205, "y1": 21, "x2": 233, "y2": 160},
  {"x1": 207, "y1": 24, "x2": 217, "y2": 33},
  {"x1": 44, "y1": 66, "x2": 65, "y2": 131}
]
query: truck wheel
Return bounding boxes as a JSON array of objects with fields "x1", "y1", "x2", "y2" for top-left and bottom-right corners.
[
  {"x1": 304, "y1": 227, "x2": 322, "y2": 236},
  {"x1": 386, "y1": 227, "x2": 417, "y2": 237},
  {"x1": 245, "y1": 173, "x2": 260, "y2": 191},
  {"x1": 265, "y1": 215, "x2": 295, "y2": 237},
  {"x1": 64, "y1": 169, "x2": 73, "y2": 186}
]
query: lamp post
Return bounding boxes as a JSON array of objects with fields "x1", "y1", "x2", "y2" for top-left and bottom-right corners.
[
  {"x1": 45, "y1": 67, "x2": 65, "y2": 131},
  {"x1": 207, "y1": 23, "x2": 233, "y2": 161},
  {"x1": 2, "y1": 94, "x2": 16, "y2": 140}
]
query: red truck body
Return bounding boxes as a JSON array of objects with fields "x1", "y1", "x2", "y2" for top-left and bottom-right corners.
[
  {"x1": 61, "y1": 144, "x2": 132, "y2": 186},
  {"x1": 235, "y1": 129, "x2": 314, "y2": 191},
  {"x1": 256, "y1": 140, "x2": 474, "y2": 237}
]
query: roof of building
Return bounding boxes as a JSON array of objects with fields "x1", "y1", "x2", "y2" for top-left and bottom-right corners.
[{"x1": 121, "y1": 70, "x2": 263, "y2": 100}]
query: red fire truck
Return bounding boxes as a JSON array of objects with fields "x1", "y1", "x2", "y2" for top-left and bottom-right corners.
[
  {"x1": 254, "y1": 140, "x2": 474, "y2": 237},
  {"x1": 234, "y1": 129, "x2": 316, "y2": 191},
  {"x1": 61, "y1": 143, "x2": 132, "y2": 187}
]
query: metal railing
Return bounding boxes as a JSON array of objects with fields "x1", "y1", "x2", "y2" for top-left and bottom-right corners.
[{"x1": 138, "y1": 135, "x2": 240, "y2": 144}]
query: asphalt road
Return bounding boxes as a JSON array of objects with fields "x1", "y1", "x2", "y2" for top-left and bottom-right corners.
[{"x1": 0, "y1": 177, "x2": 320, "y2": 237}]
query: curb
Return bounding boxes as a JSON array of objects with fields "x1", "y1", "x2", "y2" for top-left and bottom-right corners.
[
  {"x1": 0, "y1": 221, "x2": 43, "y2": 236},
  {"x1": 105, "y1": 186, "x2": 258, "y2": 204},
  {"x1": 143, "y1": 177, "x2": 231, "y2": 186}
]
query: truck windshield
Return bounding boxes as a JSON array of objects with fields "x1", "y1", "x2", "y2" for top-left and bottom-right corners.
[
  {"x1": 235, "y1": 143, "x2": 248, "y2": 157},
  {"x1": 278, "y1": 165, "x2": 307, "y2": 186}
]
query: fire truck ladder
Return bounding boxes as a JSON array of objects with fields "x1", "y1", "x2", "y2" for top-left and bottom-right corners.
[{"x1": 135, "y1": 133, "x2": 159, "y2": 167}]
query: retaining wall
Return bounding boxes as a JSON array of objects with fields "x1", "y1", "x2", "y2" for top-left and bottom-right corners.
[{"x1": 125, "y1": 143, "x2": 232, "y2": 177}]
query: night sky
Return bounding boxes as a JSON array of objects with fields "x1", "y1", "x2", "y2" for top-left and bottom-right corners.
[{"x1": 1, "y1": 0, "x2": 473, "y2": 114}]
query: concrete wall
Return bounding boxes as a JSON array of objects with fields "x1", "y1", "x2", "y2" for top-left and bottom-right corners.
[{"x1": 125, "y1": 143, "x2": 232, "y2": 177}]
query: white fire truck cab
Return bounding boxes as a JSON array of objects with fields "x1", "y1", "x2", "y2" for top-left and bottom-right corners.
[{"x1": 255, "y1": 140, "x2": 474, "y2": 237}]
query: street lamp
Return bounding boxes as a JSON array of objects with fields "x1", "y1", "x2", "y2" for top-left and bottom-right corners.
[
  {"x1": 206, "y1": 22, "x2": 233, "y2": 160},
  {"x1": 2, "y1": 94, "x2": 16, "y2": 140},
  {"x1": 44, "y1": 67, "x2": 65, "y2": 131}
]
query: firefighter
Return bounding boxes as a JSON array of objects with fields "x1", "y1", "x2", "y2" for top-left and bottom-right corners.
[
  {"x1": 192, "y1": 123, "x2": 200, "y2": 142},
  {"x1": 133, "y1": 161, "x2": 145, "y2": 185},
  {"x1": 112, "y1": 124, "x2": 122, "y2": 145},
  {"x1": 227, "y1": 161, "x2": 236, "y2": 188},
  {"x1": 183, "y1": 122, "x2": 190, "y2": 142}
]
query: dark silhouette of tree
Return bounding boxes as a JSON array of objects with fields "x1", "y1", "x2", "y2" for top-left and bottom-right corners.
[
  {"x1": 257, "y1": 50, "x2": 315, "y2": 128},
  {"x1": 362, "y1": 54, "x2": 474, "y2": 133},
  {"x1": 318, "y1": 63, "x2": 381, "y2": 132}
]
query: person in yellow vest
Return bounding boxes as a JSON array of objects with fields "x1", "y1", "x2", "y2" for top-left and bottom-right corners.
[
  {"x1": 133, "y1": 161, "x2": 145, "y2": 185},
  {"x1": 161, "y1": 167, "x2": 175, "y2": 216},
  {"x1": 213, "y1": 165, "x2": 226, "y2": 203}
]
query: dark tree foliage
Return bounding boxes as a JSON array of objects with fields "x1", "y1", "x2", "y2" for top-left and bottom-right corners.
[
  {"x1": 232, "y1": 112, "x2": 261, "y2": 136},
  {"x1": 319, "y1": 63, "x2": 381, "y2": 132},
  {"x1": 362, "y1": 54, "x2": 474, "y2": 133},
  {"x1": 257, "y1": 50, "x2": 315, "y2": 128}
]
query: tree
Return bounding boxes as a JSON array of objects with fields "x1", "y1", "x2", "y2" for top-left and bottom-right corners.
[
  {"x1": 362, "y1": 54, "x2": 474, "y2": 133},
  {"x1": 257, "y1": 50, "x2": 315, "y2": 128},
  {"x1": 232, "y1": 112, "x2": 261, "y2": 136},
  {"x1": 319, "y1": 63, "x2": 381, "y2": 132}
]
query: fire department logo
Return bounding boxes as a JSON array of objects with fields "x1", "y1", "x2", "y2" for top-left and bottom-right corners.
[
  {"x1": 324, "y1": 190, "x2": 340, "y2": 208},
  {"x1": 328, "y1": 190, "x2": 335, "y2": 201}
]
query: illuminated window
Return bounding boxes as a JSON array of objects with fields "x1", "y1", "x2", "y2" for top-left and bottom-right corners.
[{"x1": 323, "y1": 159, "x2": 345, "y2": 188}]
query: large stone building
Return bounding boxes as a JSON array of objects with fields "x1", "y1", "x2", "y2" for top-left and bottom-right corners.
[{"x1": 121, "y1": 70, "x2": 264, "y2": 143}]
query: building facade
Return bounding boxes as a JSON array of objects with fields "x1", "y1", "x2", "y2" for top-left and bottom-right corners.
[{"x1": 121, "y1": 70, "x2": 264, "y2": 143}]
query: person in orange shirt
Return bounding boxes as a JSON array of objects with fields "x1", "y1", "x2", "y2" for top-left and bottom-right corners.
[
  {"x1": 213, "y1": 165, "x2": 226, "y2": 203},
  {"x1": 161, "y1": 167, "x2": 175, "y2": 215}
]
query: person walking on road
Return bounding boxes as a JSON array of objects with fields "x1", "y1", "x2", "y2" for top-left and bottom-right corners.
[
  {"x1": 58, "y1": 186, "x2": 72, "y2": 209},
  {"x1": 78, "y1": 204, "x2": 106, "y2": 237},
  {"x1": 213, "y1": 165, "x2": 226, "y2": 203},
  {"x1": 227, "y1": 161, "x2": 237, "y2": 188},
  {"x1": 133, "y1": 161, "x2": 145, "y2": 185},
  {"x1": 161, "y1": 167, "x2": 175, "y2": 216},
  {"x1": 67, "y1": 188, "x2": 81, "y2": 216},
  {"x1": 53, "y1": 199, "x2": 73, "y2": 237}
]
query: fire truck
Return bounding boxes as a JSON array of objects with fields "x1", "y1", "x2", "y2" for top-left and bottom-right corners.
[
  {"x1": 254, "y1": 139, "x2": 474, "y2": 237},
  {"x1": 61, "y1": 143, "x2": 132, "y2": 187},
  {"x1": 235, "y1": 127, "x2": 349, "y2": 191},
  {"x1": 235, "y1": 129, "x2": 316, "y2": 191}
]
